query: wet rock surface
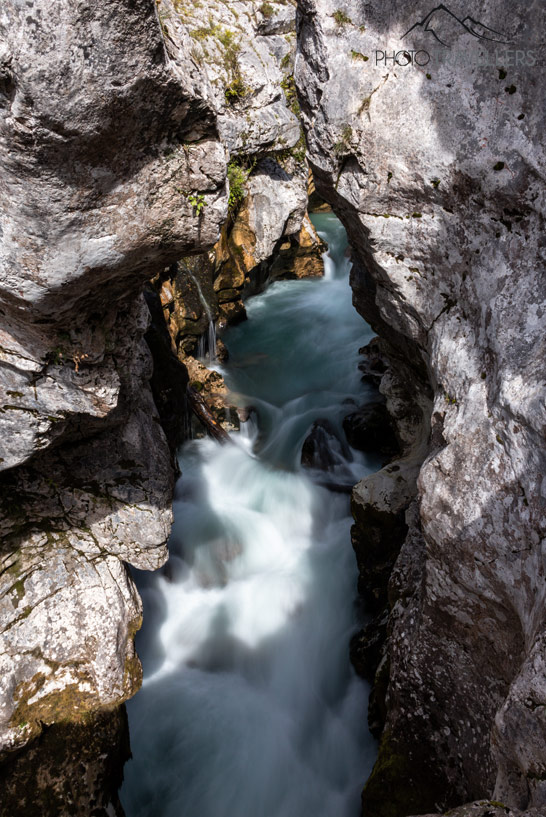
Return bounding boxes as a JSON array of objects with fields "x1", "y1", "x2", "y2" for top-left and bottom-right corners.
[
  {"x1": 0, "y1": 707, "x2": 129, "y2": 817},
  {"x1": 343, "y1": 398, "x2": 398, "y2": 457},
  {"x1": 415, "y1": 804, "x2": 543, "y2": 817},
  {"x1": 301, "y1": 419, "x2": 348, "y2": 471}
]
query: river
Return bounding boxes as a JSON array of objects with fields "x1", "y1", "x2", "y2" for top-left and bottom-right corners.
[{"x1": 121, "y1": 212, "x2": 379, "y2": 817}]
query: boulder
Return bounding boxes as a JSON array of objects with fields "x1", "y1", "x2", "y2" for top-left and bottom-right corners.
[{"x1": 301, "y1": 419, "x2": 347, "y2": 471}]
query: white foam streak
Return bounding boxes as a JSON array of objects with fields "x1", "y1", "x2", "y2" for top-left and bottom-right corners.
[{"x1": 122, "y1": 213, "x2": 378, "y2": 817}]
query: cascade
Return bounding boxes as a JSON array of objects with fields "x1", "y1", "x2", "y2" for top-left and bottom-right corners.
[{"x1": 122, "y1": 213, "x2": 380, "y2": 817}]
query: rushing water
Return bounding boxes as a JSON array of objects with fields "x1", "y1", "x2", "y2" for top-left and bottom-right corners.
[
  {"x1": 188, "y1": 270, "x2": 217, "y2": 365},
  {"x1": 122, "y1": 213, "x2": 379, "y2": 817}
]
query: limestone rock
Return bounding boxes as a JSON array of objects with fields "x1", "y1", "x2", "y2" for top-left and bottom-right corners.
[
  {"x1": 270, "y1": 214, "x2": 326, "y2": 280},
  {"x1": 0, "y1": 0, "x2": 226, "y2": 763},
  {"x1": 162, "y1": 0, "x2": 301, "y2": 154},
  {"x1": 296, "y1": 0, "x2": 546, "y2": 813},
  {"x1": 0, "y1": 539, "x2": 142, "y2": 756}
]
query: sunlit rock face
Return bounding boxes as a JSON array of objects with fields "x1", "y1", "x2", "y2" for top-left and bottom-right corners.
[
  {"x1": 158, "y1": 0, "x2": 323, "y2": 336},
  {"x1": 0, "y1": 0, "x2": 227, "y2": 757},
  {"x1": 296, "y1": 0, "x2": 546, "y2": 814},
  {"x1": 0, "y1": 0, "x2": 227, "y2": 472},
  {"x1": 159, "y1": 0, "x2": 301, "y2": 155},
  {"x1": 0, "y1": 0, "x2": 316, "y2": 778},
  {"x1": 144, "y1": 0, "x2": 325, "y2": 441}
]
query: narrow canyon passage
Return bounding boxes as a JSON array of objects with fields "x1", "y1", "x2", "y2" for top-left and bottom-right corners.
[{"x1": 121, "y1": 214, "x2": 380, "y2": 817}]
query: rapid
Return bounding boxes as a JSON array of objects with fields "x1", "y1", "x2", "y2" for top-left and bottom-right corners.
[{"x1": 122, "y1": 213, "x2": 379, "y2": 817}]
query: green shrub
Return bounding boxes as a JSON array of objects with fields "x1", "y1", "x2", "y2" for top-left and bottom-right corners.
[
  {"x1": 227, "y1": 161, "x2": 250, "y2": 210},
  {"x1": 225, "y1": 76, "x2": 248, "y2": 104},
  {"x1": 333, "y1": 9, "x2": 352, "y2": 27},
  {"x1": 259, "y1": 2, "x2": 274, "y2": 17}
]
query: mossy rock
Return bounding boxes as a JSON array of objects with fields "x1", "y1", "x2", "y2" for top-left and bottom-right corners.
[
  {"x1": 217, "y1": 288, "x2": 241, "y2": 304},
  {"x1": 362, "y1": 729, "x2": 455, "y2": 817},
  {"x1": 0, "y1": 707, "x2": 129, "y2": 816}
]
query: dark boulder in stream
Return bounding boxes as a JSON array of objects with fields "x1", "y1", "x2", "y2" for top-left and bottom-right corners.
[
  {"x1": 343, "y1": 400, "x2": 399, "y2": 459},
  {"x1": 301, "y1": 419, "x2": 349, "y2": 471}
]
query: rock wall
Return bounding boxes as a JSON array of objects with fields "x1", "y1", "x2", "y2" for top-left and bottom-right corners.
[
  {"x1": 2, "y1": 0, "x2": 543, "y2": 814},
  {"x1": 148, "y1": 0, "x2": 324, "y2": 436},
  {"x1": 0, "y1": 0, "x2": 227, "y2": 795},
  {"x1": 0, "y1": 0, "x2": 320, "y2": 808},
  {"x1": 295, "y1": 1, "x2": 545, "y2": 815}
]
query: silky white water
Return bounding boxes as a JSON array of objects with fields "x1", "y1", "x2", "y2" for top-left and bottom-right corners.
[
  {"x1": 189, "y1": 270, "x2": 217, "y2": 364},
  {"x1": 122, "y1": 213, "x2": 379, "y2": 817}
]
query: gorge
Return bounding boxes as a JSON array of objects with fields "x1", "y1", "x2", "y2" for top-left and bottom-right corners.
[
  {"x1": 122, "y1": 213, "x2": 379, "y2": 817},
  {"x1": 0, "y1": 1, "x2": 544, "y2": 817}
]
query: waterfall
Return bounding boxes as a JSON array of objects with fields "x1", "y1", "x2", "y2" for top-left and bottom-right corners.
[
  {"x1": 122, "y1": 213, "x2": 380, "y2": 817},
  {"x1": 188, "y1": 270, "x2": 217, "y2": 364}
]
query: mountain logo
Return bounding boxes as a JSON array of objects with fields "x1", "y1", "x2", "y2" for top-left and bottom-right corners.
[{"x1": 401, "y1": 4, "x2": 509, "y2": 47}]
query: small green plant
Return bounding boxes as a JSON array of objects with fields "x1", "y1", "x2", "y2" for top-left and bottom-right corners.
[
  {"x1": 333, "y1": 9, "x2": 352, "y2": 27},
  {"x1": 214, "y1": 30, "x2": 248, "y2": 105},
  {"x1": 227, "y1": 160, "x2": 250, "y2": 211},
  {"x1": 189, "y1": 23, "x2": 222, "y2": 41},
  {"x1": 334, "y1": 123, "x2": 353, "y2": 153},
  {"x1": 274, "y1": 130, "x2": 307, "y2": 165},
  {"x1": 350, "y1": 50, "x2": 369, "y2": 61},
  {"x1": 292, "y1": 131, "x2": 307, "y2": 163},
  {"x1": 46, "y1": 347, "x2": 64, "y2": 366},
  {"x1": 259, "y1": 2, "x2": 274, "y2": 18},
  {"x1": 358, "y1": 94, "x2": 373, "y2": 115},
  {"x1": 187, "y1": 192, "x2": 207, "y2": 215},
  {"x1": 217, "y1": 28, "x2": 237, "y2": 53},
  {"x1": 225, "y1": 76, "x2": 248, "y2": 104},
  {"x1": 280, "y1": 74, "x2": 300, "y2": 115}
]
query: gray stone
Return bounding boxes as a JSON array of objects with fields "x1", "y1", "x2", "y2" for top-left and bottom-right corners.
[
  {"x1": 246, "y1": 158, "x2": 308, "y2": 262},
  {"x1": 0, "y1": 0, "x2": 226, "y2": 755},
  {"x1": 163, "y1": 0, "x2": 301, "y2": 155},
  {"x1": 296, "y1": 0, "x2": 546, "y2": 813}
]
